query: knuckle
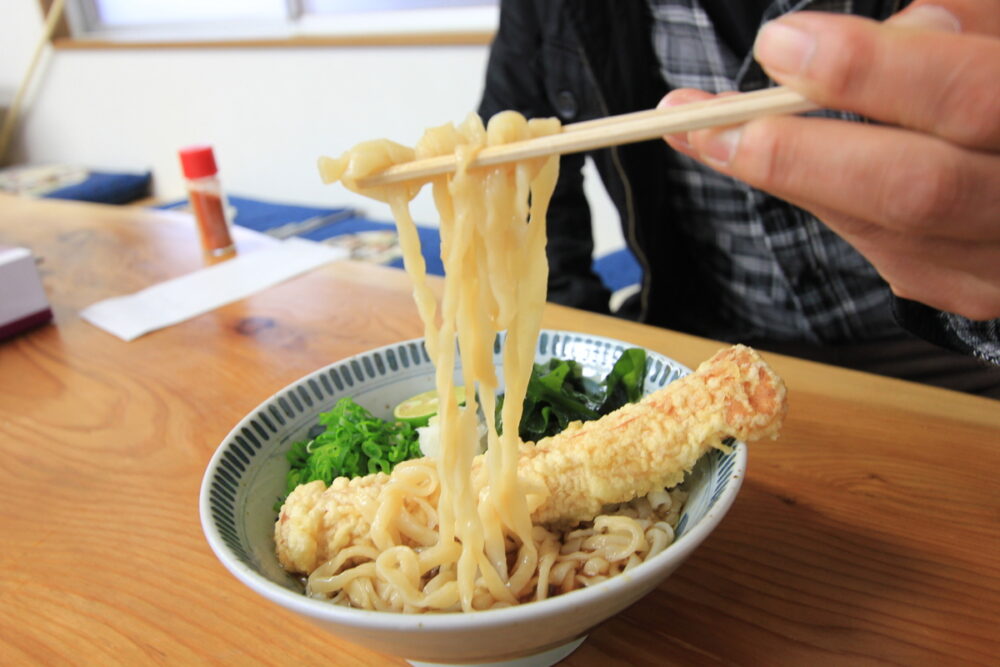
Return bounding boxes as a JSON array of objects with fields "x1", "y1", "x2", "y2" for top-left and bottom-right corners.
[
  {"x1": 948, "y1": 83, "x2": 1000, "y2": 148},
  {"x1": 935, "y1": 46, "x2": 1000, "y2": 147},
  {"x1": 879, "y1": 148, "x2": 962, "y2": 232},
  {"x1": 739, "y1": 118, "x2": 787, "y2": 189},
  {"x1": 810, "y1": 25, "x2": 874, "y2": 99}
]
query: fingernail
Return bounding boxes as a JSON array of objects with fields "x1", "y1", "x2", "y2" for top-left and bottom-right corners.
[
  {"x1": 701, "y1": 126, "x2": 743, "y2": 166},
  {"x1": 888, "y1": 5, "x2": 961, "y2": 32},
  {"x1": 754, "y1": 21, "x2": 817, "y2": 76},
  {"x1": 665, "y1": 132, "x2": 692, "y2": 150},
  {"x1": 658, "y1": 94, "x2": 679, "y2": 109},
  {"x1": 658, "y1": 91, "x2": 699, "y2": 109}
]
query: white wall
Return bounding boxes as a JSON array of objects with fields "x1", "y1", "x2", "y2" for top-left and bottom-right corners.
[{"x1": 1, "y1": 0, "x2": 624, "y2": 256}]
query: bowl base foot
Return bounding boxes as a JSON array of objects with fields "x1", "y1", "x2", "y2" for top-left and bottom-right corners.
[{"x1": 407, "y1": 635, "x2": 587, "y2": 667}]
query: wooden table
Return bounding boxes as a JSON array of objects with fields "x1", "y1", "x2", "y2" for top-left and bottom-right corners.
[{"x1": 1, "y1": 194, "x2": 998, "y2": 666}]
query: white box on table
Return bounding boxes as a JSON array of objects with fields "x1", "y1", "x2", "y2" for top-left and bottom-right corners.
[{"x1": 0, "y1": 245, "x2": 53, "y2": 340}]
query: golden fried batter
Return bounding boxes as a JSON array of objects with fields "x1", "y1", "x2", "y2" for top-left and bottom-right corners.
[{"x1": 276, "y1": 345, "x2": 786, "y2": 574}]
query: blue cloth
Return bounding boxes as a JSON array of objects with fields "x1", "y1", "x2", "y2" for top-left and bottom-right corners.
[
  {"x1": 156, "y1": 195, "x2": 344, "y2": 232},
  {"x1": 156, "y1": 195, "x2": 445, "y2": 277},
  {"x1": 43, "y1": 171, "x2": 151, "y2": 205},
  {"x1": 299, "y1": 219, "x2": 445, "y2": 277},
  {"x1": 155, "y1": 194, "x2": 636, "y2": 289},
  {"x1": 593, "y1": 247, "x2": 642, "y2": 292}
]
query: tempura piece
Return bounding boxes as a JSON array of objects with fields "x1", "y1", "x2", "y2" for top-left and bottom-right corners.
[
  {"x1": 519, "y1": 343, "x2": 784, "y2": 524},
  {"x1": 276, "y1": 344, "x2": 785, "y2": 575}
]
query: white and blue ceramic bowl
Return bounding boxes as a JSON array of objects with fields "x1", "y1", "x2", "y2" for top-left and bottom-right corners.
[{"x1": 200, "y1": 330, "x2": 746, "y2": 666}]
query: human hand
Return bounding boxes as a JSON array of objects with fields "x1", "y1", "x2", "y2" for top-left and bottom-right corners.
[{"x1": 659, "y1": 1, "x2": 1000, "y2": 320}]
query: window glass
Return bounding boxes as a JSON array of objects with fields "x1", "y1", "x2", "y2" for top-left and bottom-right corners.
[
  {"x1": 93, "y1": 0, "x2": 287, "y2": 27},
  {"x1": 304, "y1": 1, "x2": 494, "y2": 13}
]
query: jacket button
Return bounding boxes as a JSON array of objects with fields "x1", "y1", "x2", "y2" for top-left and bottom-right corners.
[{"x1": 554, "y1": 90, "x2": 578, "y2": 120}]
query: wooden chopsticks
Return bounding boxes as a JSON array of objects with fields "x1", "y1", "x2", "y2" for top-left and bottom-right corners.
[{"x1": 355, "y1": 86, "x2": 818, "y2": 188}]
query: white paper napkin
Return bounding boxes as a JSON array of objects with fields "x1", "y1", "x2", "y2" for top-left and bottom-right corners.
[{"x1": 80, "y1": 238, "x2": 348, "y2": 341}]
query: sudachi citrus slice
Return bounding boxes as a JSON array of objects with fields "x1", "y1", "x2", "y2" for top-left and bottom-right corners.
[{"x1": 393, "y1": 386, "x2": 466, "y2": 427}]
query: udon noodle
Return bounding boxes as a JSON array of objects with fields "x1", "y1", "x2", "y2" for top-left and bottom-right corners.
[{"x1": 278, "y1": 111, "x2": 779, "y2": 612}]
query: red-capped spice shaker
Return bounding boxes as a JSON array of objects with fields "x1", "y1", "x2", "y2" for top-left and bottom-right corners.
[{"x1": 178, "y1": 145, "x2": 235, "y2": 258}]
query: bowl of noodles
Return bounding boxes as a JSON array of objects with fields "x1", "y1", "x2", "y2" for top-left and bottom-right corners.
[
  {"x1": 202, "y1": 108, "x2": 785, "y2": 665},
  {"x1": 200, "y1": 330, "x2": 760, "y2": 666}
]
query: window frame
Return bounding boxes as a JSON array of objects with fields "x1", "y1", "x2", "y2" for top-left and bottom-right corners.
[{"x1": 51, "y1": 0, "x2": 497, "y2": 49}]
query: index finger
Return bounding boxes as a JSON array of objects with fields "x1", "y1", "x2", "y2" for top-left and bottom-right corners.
[
  {"x1": 753, "y1": 9, "x2": 1000, "y2": 149},
  {"x1": 893, "y1": 0, "x2": 1000, "y2": 37}
]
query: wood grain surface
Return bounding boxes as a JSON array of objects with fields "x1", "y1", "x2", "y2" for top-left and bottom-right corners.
[{"x1": 1, "y1": 194, "x2": 997, "y2": 666}]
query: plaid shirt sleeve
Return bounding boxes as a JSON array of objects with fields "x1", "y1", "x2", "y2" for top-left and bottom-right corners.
[{"x1": 642, "y1": 0, "x2": 999, "y2": 364}]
